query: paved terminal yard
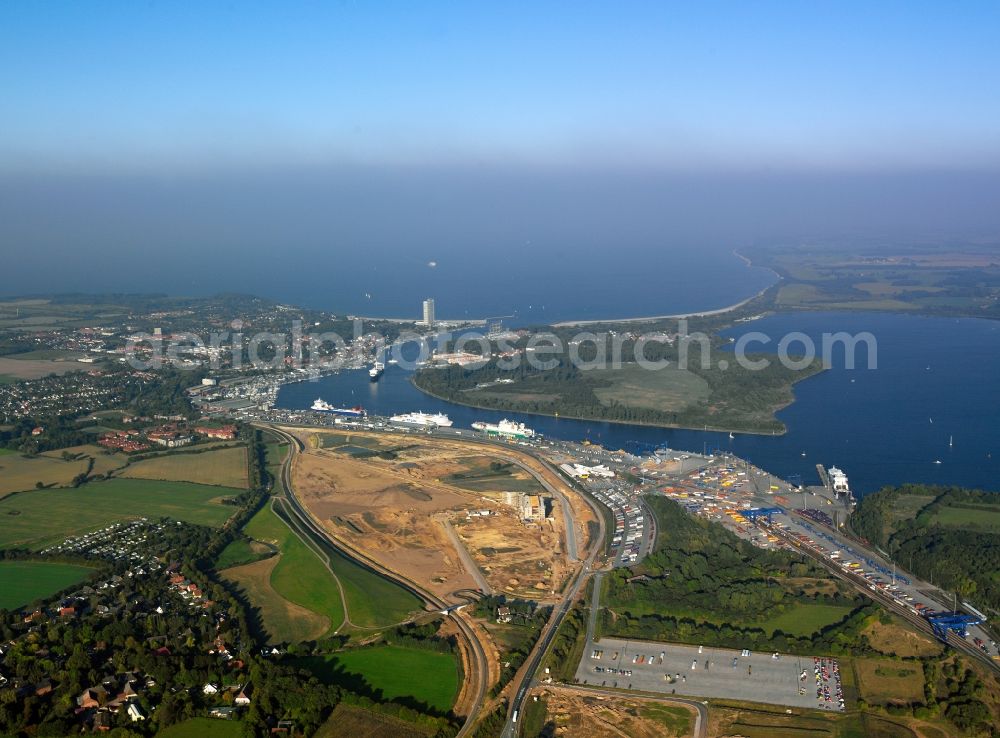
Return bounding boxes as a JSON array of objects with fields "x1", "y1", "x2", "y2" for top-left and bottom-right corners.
[{"x1": 575, "y1": 637, "x2": 843, "y2": 711}]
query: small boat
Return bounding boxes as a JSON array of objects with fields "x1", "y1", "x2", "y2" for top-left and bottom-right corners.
[
  {"x1": 728, "y1": 432, "x2": 735, "y2": 440},
  {"x1": 933, "y1": 460, "x2": 942, "y2": 465}
]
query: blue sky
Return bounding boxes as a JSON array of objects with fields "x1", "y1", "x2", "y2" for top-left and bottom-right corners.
[{"x1": 2, "y1": 1, "x2": 999, "y2": 173}]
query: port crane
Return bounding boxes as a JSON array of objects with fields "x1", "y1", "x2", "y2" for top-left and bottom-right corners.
[{"x1": 925, "y1": 612, "x2": 982, "y2": 641}]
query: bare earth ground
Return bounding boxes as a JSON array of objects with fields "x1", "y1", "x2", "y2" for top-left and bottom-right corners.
[
  {"x1": 532, "y1": 686, "x2": 696, "y2": 738},
  {"x1": 291, "y1": 430, "x2": 583, "y2": 604}
]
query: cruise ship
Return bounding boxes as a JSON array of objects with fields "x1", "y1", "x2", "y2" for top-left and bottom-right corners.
[
  {"x1": 389, "y1": 411, "x2": 453, "y2": 427},
  {"x1": 471, "y1": 419, "x2": 535, "y2": 439},
  {"x1": 311, "y1": 398, "x2": 366, "y2": 417},
  {"x1": 369, "y1": 361, "x2": 384, "y2": 380}
]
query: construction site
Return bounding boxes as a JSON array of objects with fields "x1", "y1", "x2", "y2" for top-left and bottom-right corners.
[{"x1": 287, "y1": 429, "x2": 590, "y2": 604}]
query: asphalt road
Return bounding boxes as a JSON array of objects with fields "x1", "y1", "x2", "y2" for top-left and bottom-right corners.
[{"x1": 263, "y1": 424, "x2": 491, "y2": 737}]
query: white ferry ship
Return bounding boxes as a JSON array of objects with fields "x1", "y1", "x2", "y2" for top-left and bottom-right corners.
[
  {"x1": 827, "y1": 465, "x2": 850, "y2": 494},
  {"x1": 311, "y1": 398, "x2": 366, "y2": 417},
  {"x1": 471, "y1": 419, "x2": 536, "y2": 438},
  {"x1": 389, "y1": 411, "x2": 453, "y2": 427},
  {"x1": 369, "y1": 361, "x2": 384, "y2": 380}
]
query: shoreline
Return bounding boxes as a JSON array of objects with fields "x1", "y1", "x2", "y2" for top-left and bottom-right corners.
[
  {"x1": 552, "y1": 249, "x2": 781, "y2": 327},
  {"x1": 351, "y1": 250, "x2": 782, "y2": 329},
  {"x1": 408, "y1": 375, "x2": 794, "y2": 437}
]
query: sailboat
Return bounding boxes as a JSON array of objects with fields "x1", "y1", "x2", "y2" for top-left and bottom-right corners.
[
  {"x1": 728, "y1": 432, "x2": 735, "y2": 440},
  {"x1": 949, "y1": 435, "x2": 953, "y2": 448}
]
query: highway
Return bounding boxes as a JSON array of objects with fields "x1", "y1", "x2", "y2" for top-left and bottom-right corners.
[
  {"x1": 499, "y1": 468, "x2": 607, "y2": 737},
  {"x1": 262, "y1": 425, "x2": 491, "y2": 737}
]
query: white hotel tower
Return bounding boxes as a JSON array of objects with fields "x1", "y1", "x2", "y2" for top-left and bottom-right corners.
[{"x1": 422, "y1": 298, "x2": 435, "y2": 327}]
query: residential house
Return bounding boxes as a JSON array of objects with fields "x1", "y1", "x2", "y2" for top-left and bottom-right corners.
[{"x1": 234, "y1": 684, "x2": 253, "y2": 706}]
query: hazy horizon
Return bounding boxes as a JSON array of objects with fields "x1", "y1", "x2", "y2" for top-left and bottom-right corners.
[{"x1": 2, "y1": 3, "x2": 1000, "y2": 308}]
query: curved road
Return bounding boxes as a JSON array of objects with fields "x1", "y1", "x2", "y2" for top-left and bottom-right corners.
[
  {"x1": 263, "y1": 422, "x2": 611, "y2": 737},
  {"x1": 262, "y1": 425, "x2": 491, "y2": 737}
]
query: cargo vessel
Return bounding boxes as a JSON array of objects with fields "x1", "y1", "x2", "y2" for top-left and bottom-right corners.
[
  {"x1": 471, "y1": 418, "x2": 536, "y2": 438},
  {"x1": 389, "y1": 411, "x2": 453, "y2": 427},
  {"x1": 311, "y1": 398, "x2": 366, "y2": 416}
]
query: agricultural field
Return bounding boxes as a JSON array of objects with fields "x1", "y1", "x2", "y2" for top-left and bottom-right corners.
[
  {"x1": 530, "y1": 688, "x2": 695, "y2": 738},
  {"x1": 155, "y1": 717, "x2": 245, "y2": 738},
  {"x1": 39, "y1": 444, "x2": 129, "y2": 477},
  {"x1": 0, "y1": 478, "x2": 239, "y2": 549},
  {"x1": 854, "y1": 658, "x2": 926, "y2": 706},
  {"x1": 749, "y1": 243, "x2": 1000, "y2": 319},
  {"x1": 0, "y1": 560, "x2": 95, "y2": 610},
  {"x1": 296, "y1": 645, "x2": 459, "y2": 714},
  {"x1": 0, "y1": 356, "x2": 90, "y2": 380},
  {"x1": 0, "y1": 452, "x2": 92, "y2": 498},
  {"x1": 758, "y1": 603, "x2": 855, "y2": 637},
  {"x1": 121, "y1": 445, "x2": 249, "y2": 488},
  {"x1": 314, "y1": 704, "x2": 434, "y2": 738}
]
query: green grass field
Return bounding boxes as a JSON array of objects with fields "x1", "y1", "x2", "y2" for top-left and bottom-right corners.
[
  {"x1": 223, "y1": 555, "x2": 330, "y2": 642},
  {"x1": 215, "y1": 538, "x2": 271, "y2": 569},
  {"x1": 0, "y1": 447, "x2": 17, "y2": 455},
  {"x1": 155, "y1": 717, "x2": 245, "y2": 738},
  {"x1": 758, "y1": 603, "x2": 854, "y2": 636},
  {"x1": 931, "y1": 504, "x2": 1000, "y2": 530},
  {"x1": 225, "y1": 503, "x2": 345, "y2": 640},
  {"x1": 0, "y1": 478, "x2": 240, "y2": 549},
  {"x1": 590, "y1": 363, "x2": 710, "y2": 412},
  {"x1": 296, "y1": 645, "x2": 459, "y2": 713},
  {"x1": 0, "y1": 560, "x2": 95, "y2": 610}
]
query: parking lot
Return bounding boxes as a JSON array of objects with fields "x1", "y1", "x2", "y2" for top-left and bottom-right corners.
[{"x1": 575, "y1": 637, "x2": 844, "y2": 711}]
